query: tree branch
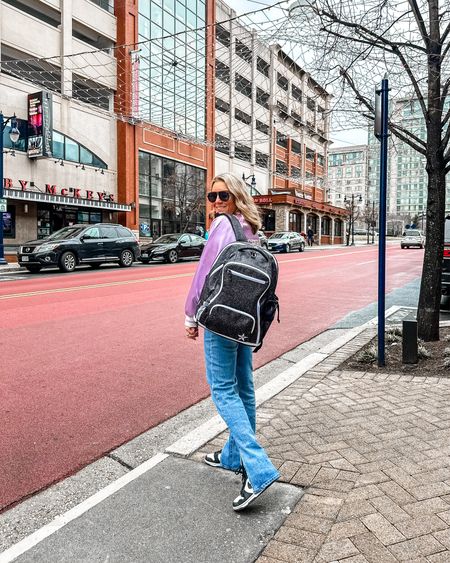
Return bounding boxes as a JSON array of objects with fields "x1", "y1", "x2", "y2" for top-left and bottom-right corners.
[
  {"x1": 389, "y1": 121, "x2": 427, "y2": 148},
  {"x1": 390, "y1": 124, "x2": 427, "y2": 155},
  {"x1": 408, "y1": 0, "x2": 430, "y2": 48},
  {"x1": 318, "y1": 9, "x2": 428, "y2": 119}
]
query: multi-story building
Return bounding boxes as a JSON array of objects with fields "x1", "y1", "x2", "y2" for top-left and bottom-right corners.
[
  {"x1": 328, "y1": 145, "x2": 369, "y2": 206},
  {"x1": 214, "y1": 0, "x2": 347, "y2": 244},
  {"x1": 368, "y1": 98, "x2": 450, "y2": 234},
  {"x1": 1, "y1": 0, "x2": 126, "y2": 250},
  {"x1": 116, "y1": 0, "x2": 215, "y2": 239}
]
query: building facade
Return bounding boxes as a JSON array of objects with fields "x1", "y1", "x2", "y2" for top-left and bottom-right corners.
[
  {"x1": 213, "y1": 0, "x2": 346, "y2": 243},
  {"x1": 115, "y1": 0, "x2": 215, "y2": 240},
  {"x1": 368, "y1": 98, "x2": 450, "y2": 234},
  {"x1": 328, "y1": 145, "x2": 369, "y2": 206},
  {"x1": 1, "y1": 0, "x2": 128, "y2": 251}
]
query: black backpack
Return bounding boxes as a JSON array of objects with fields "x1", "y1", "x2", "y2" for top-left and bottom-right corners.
[{"x1": 195, "y1": 214, "x2": 280, "y2": 352}]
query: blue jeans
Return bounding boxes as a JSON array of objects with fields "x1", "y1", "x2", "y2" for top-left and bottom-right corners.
[{"x1": 204, "y1": 330, "x2": 280, "y2": 493}]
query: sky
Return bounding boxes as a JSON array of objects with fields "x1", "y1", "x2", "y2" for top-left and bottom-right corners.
[{"x1": 223, "y1": 0, "x2": 369, "y2": 149}]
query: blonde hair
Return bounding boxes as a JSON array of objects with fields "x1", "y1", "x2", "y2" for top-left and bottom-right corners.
[{"x1": 211, "y1": 173, "x2": 261, "y2": 234}]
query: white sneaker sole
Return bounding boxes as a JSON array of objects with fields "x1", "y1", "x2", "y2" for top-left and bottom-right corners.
[{"x1": 233, "y1": 489, "x2": 263, "y2": 511}]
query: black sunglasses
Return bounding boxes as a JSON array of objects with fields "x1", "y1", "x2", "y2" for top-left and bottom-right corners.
[{"x1": 207, "y1": 191, "x2": 231, "y2": 203}]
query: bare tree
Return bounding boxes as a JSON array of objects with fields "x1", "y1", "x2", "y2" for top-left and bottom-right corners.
[{"x1": 284, "y1": 0, "x2": 450, "y2": 340}]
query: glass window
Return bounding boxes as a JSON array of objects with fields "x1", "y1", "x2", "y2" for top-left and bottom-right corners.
[
  {"x1": 3, "y1": 206, "x2": 15, "y2": 238},
  {"x1": 291, "y1": 140, "x2": 301, "y2": 154},
  {"x1": 65, "y1": 137, "x2": 79, "y2": 162},
  {"x1": 80, "y1": 146, "x2": 94, "y2": 166},
  {"x1": 90, "y1": 212, "x2": 102, "y2": 223},
  {"x1": 83, "y1": 227, "x2": 100, "y2": 238},
  {"x1": 52, "y1": 131, "x2": 64, "y2": 159},
  {"x1": 77, "y1": 211, "x2": 90, "y2": 223},
  {"x1": 100, "y1": 226, "x2": 118, "y2": 238},
  {"x1": 276, "y1": 133, "x2": 288, "y2": 149},
  {"x1": 276, "y1": 160, "x2": 288, "y2": 175},
  {"x1": 306, "y1": 147, "x2": 315, "y2": 161}
]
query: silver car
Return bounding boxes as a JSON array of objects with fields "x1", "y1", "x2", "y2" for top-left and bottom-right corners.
[{"x1": 401, "y1": 229, "x2": 425, "y2": 249}]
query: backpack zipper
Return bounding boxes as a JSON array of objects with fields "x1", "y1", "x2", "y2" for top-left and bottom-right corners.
[{"x1": 229, "y1": 269, "x2": 267, "y2": 284}]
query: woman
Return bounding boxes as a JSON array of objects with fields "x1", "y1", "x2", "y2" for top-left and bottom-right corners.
[{"x1": 185, "y1": 173, "x2": 279, "y2": 511}]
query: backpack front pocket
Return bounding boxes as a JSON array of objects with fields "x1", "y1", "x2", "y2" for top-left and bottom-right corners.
[{"x1": 207, "y1": 304, "x2": 256, "y2": 340}]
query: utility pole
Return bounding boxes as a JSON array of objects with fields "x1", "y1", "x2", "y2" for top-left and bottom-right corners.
[{"x1": 374, "y1": 76, "x2": 389, "y2": 367}]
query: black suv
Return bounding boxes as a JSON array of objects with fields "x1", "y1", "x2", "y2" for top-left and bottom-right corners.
[{"x1": 17, "y1": 224, "x2": 140, "y2": 273}]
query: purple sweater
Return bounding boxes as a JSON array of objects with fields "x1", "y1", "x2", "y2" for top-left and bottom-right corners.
[{"x1": 184, "y1": 213, "x2": 258, "y2": 326}]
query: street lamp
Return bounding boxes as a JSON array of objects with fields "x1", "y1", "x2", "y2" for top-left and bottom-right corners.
[
  {"x1": 344, "y1": 193, "x2": 362, "y2": 246},
  {"x1": 0, "y1": 112, "x2": 20, "y2": 265},
  {"x1": 242, "y1": 173, "x2": 257, "y2": 195}
]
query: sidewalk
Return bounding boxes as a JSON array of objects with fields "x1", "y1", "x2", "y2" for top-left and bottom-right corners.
[{"x1": 3, "y1": 309, "x2": 450, "y2": 562}]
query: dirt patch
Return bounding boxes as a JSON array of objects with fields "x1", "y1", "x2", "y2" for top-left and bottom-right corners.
[{"x1": 339, "y1": 326, "x2": 450, "y2": 376}]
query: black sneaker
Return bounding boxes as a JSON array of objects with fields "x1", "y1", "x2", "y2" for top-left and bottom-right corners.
[
  {"x1": 204, "y1": 451, "x2": 222, "y2": 467},
  {"x1": 232, "y1": 468, "x2": 275, "y2": 511}
]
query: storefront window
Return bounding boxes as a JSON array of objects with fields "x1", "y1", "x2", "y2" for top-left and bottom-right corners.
[
  {"x1": 3, "y1": 206, "x2": 15, "y2": 238},
  {"x1": 37, "y1": 207, "x2": 51, "y2": 238},
  {"x1": 138, "y1": 151, "x2": 205, "y2": 236}
]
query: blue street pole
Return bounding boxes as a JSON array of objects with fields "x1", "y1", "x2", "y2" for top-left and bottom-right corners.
[
  {"x1": 375, "y1": 76, "x2": 389, "y2": 366},
  {"x1": 0, "y1": 113, "x2": 7, "y2": 266}
]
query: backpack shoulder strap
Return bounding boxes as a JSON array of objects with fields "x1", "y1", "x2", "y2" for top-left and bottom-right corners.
[{"x1": 218, "y1": 213, "x2": 247, "y2": 242}]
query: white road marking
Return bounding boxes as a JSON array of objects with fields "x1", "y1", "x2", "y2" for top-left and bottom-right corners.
[{"x1": 0, "y1": 453, "x2": 168, "y2": 563}]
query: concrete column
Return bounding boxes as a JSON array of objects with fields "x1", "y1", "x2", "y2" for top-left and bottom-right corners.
[
  {"x1": 317, "y1": 213, "x2": 322, "y2": 245},
  {"x1": 61, "y1": 0, "x2": 73, "y2": 98},
  {"x1": 331, "y1": 217, "x2": 335, "y2": 244}
]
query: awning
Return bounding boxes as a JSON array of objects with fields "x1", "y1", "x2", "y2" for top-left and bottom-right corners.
[{"x1": 4, "y1": 188, "x2": 132, "y2": 212}]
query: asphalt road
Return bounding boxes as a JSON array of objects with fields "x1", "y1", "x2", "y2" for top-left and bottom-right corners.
[{"x1": 1, "y1": 244, "x2": 424, "y2": 510}]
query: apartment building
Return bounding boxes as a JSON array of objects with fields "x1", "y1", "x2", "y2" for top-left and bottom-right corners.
[
  {"x1": 1, "y1": 0, "x2": 124, "y2": 248},
  {"x1": 328, "y1": 145, "x2": 369, "y2": 206},
  {"x1": 214, "y1": 0, "x2": 347, "y2": 243},
  {"x1": 368, "y1": 98, "x2": 450, "y2": 233}
]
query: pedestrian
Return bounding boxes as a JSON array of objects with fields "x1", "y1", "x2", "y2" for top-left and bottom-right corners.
[
  {"x1": 307, "y1": 225, "x2": 314, "y2": 247},
  {"x1": 184, "y1": 173, "x2": 280, "y2": 511}
]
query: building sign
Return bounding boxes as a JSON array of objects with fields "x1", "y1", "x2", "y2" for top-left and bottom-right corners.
[
  {"x1": 27, "y1": 91, "x2": 53, "y2": 158},
  {"x1": 3, "y1": 178, "x2": 115, "y2": 202},
  {"x1": 253, "y1": 196, "x2": 273, "y2": 204}
]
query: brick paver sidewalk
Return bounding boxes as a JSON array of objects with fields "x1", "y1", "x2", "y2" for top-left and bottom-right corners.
[{"x1": 194, "y1": 329, "x2": 450, "y2": 562}]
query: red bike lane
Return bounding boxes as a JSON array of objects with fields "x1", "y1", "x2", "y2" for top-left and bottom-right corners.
[{"x1": 0, "y1": 245, "x2": 423, "y2": 510}]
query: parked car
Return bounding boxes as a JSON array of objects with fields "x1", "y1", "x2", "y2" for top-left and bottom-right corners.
[
  {"x1": 139, "y1": 233, "x2": 205, "y2": 264},
  {"x1": 257, "y1": 230, "x2": 268, "y2": 249},
  {"x1": 442, "y1": 217, "x2": 450, "y2": 301},
  {"x1": 267, "y1": 231, "x2": 306, "y2": 253},
  {"x1": 17, "y1": 224, "x2": 140, "y2": 273},
  {"x1": 400, "y1": 229, "x2": 425, "y2": 249}
]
